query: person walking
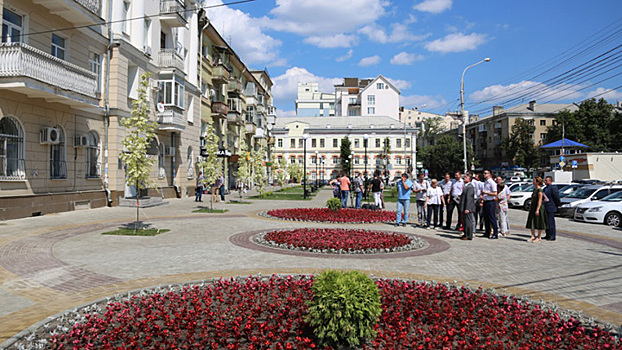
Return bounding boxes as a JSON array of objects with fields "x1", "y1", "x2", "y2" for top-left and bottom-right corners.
[
  {"x1": 369, "y1": 170, "x2": 384, "y2": 209},
  {"x1": 496, "y1": 182, "x2": 510, "y2": 236},
  {"x1": 353, "y1": 172, "x2": 364, "y2": 209},
  {"x1": 526, "y1": 177, "x2": 548, "y2": 242},
  {"x1": 218, "y1": 173, "x2": 226, "y2": 202},
  {"x1": 459, "y1": 174, "x2": 477, "y2": 240},
  {"x1": 439, "y1": 173, "x2": 453, "y2": 226},
  {"x1": 446, "y1": 171, "x2": 464, "y2": 230},
  {"x1": 473, "y1": 173, "x2": 485, "y2": 231},
  {"x1": 481, "y1": 169, "x2": 499, "y2": 239},
  {"x1": 395, "y1": 173, "x2": 412, "y2": 226},
  {"x1": 543, "y1": 176, "x2": 561, "y2": 241},
  {"x1": 339, "y1": 171, "x2": 351, "y2": 208},
  {"x1": 412, "y1": 173, "x2": 429, "y2": 226},
  {"x1": 425, "y1": 179, "x2": 446, "y2": 229},
  {"x1": 195, "y1": 171, "x2": 204, "y2": 202}
]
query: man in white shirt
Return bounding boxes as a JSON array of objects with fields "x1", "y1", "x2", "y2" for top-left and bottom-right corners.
[
  {"x1": 472, "y1": 173, "x2": 485, "y2": 231},
  {"x1": 439, "y1": 173, "x2": 453, "y2": 228},
  {"x1": 412, "y1": 173, "x2": 429, "y2": 226},
  {"x1": 446, "y1": 171, "x2": 464, "y2": 230},
  {"x1": 481, "y1": 169, "x2": 498, "y2": 239}
]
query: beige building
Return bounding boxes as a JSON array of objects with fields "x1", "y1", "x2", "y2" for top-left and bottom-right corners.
[
  {"x1": 548, "y1": 153, "x2": 622, "y2": 181},
  {"x1": 399, "y1": 107, "x2": 459, "y2": 131},
  {"x1": 295, "y1": 82, "x2": 335, "y2": 117}
]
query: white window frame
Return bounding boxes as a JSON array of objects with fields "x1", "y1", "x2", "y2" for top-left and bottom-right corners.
[
  {"x1": 0, "y1": 116, "x2": 26, "y2": 180},
  {"x1": 375, "y1": 138, "x2": 381, "y2": 148},
  {"x1": 376, "y1": 82, "x2": 384, "y2": 90},
  {"x1": 2, "y1": 8, "x2": 23, "y2": 44},
  {"x1": 86, "y1": 131, "x2": 101, "y2": 178},
  {"x1": 143, "y1": 17, "x2": 151, "y2": 49},
  {"x1": 122, "y1": 1, "x2": 130, "y2": 35},
  {"x1": 290, "y1": 156, "x2": 295, "y2": 164},
  {"x1": 158, "y1": 77, "x2": 185, "y2": 109},
  {"x1": 51, "y1": 33, "x2": 66, "y2": 60},
  {"x1": 89, "y1": 51, "x2": 102, "y2": 93},
  {"x1": 354, "y1": 139, "x2": 360, "y2": 148},
  {"x1": 396, "y1": 138, "x2": 402, "y2": 148},
  {"x1": 367, "y1": 95, "x2": 375, "y2": 105},
  {"x1": 50, "y1": 126, "x2": 66, "y2": 179},
  {"x1": 332, "y1": 157, "x2": 338, "y2": 165},
  {"x1": 367, "y1": 107, "x2": 375, "y2": 115},
  {"x1": 277, "y1": 138, "x2": 283, "y2": 148}
]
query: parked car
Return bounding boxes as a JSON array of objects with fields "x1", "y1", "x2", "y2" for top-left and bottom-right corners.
[
  {"x1": 509, "y1": 176, "x2": 522, "y2": 182},
  {"x1": 507, "y1": 182, "x2": 529, "y2": 192},
  {"x1": 558, "y1": 184, "x2": 584, "y2": 198},
  {"x1": 574, "y1": 191, "x2": 622, "y2": 227},
  {"x1": 558, "y1": 185, "x2": 622, "y2": 217},
  {"x1": 508, "y1": 185, "x2": 535, "y2": 209}
]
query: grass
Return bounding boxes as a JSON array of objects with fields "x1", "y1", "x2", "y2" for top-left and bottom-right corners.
[
  {"x1": 192, "y1": 208, "x2": 229, "y2": 213},
  {"x1": 227, "y1": 200, "x2": 252, "y2": 204},
  {"x1": 102, "y1": 228, "x2": 170, "y2": 236},
  {"x1": 381, "y1": 189, "x2": 416, "y2": 203},
  {"x1": 249, "y1": 186, "x2": 319, "y2": 200}
]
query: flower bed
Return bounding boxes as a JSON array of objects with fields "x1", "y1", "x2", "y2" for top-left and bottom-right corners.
[
  {"x1": 257, "y1": 228, "x2": 424, "y2": 254},
  {"x1": 17, "y1": 276, "x2": 620, "y2": 349},
  {"x1": 265, "y1": 208, "x2": 395, "y2": 223}
]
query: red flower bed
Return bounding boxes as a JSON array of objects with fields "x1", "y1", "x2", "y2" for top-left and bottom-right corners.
[
  {"x1": 262, "y1": 228, "x2": 419, "y2": 253},
  {"x1": 266, "y1": 208, "x2": 395, "y2": 223},
  {"x1": 42, "y1": 276, "x2": 620, "y2": 349}
]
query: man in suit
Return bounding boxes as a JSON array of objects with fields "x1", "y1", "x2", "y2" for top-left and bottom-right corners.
[
  {"x1": 543, "y1": 176, "x2": 561, "y2": 241},
  {"x1": 459, "y1": 173, "x2": 477, "y2": 240}
]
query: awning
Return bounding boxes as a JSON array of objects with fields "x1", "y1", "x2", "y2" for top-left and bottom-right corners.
[{"x1": 540, "y1": 138, "x2": 589, "y2": 148}]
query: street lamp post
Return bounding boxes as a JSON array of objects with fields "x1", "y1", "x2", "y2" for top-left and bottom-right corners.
[
  {"x1": 348, "y1": 154, "x2": 353, "y2": 178},
  {"x1": 315, "y1": 150, "x2": 319, "y2": 188},
  {"x1": 363, "y1": 134, "x2": 369, "y2": 199},
  {"x1": 460, "y1": 57, "x2": 490, "y2": 174},
  {"x1": 303, "y1": 133, "x2": 309, "y2": 198}
]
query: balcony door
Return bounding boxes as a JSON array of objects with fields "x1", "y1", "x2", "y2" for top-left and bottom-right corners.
[{"x1": 2, "y1": 9, "x2": 23, "y2": 43}]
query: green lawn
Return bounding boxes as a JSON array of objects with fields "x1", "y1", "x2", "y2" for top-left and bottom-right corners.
[
  {"x1": 381, "y1": 189, "x2": 417, "y2": 203},
  {"x1": 102, "y1": 228, "x2": 170, "y2": 236},
  {"x1": 249, "y1": 186, "x2": 320, "y2": 200},
  {"x1": 192, "y1": 208, "x2": 229, "y2": 213}
]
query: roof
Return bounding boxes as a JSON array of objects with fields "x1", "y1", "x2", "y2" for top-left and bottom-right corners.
[
  {"x1": 540, "y1": 138, "x2": 589, "y2": 148},
  {"x1": 502, "y1": 103, "x2": 577, "y2": 114},
  {"x1": 274, "y1": 115, "x2": 405, "y2": 130}
]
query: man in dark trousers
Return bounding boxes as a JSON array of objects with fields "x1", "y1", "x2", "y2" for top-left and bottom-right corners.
[
  {"x1": 459, "y1": 173, "x2": 477, "y2": 240},
  {"x1": 543, "y1": 176, "x2": 561, "y2": 241}
]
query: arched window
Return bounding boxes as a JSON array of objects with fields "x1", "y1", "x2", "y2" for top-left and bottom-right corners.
[
  {"x1": 187, "y1": 146, "x2": 194, "y2": 179},
  {"x1": 50, "y1": 126, "x2": 66, "y2": 179},
  {"x1": 86, "y1": 131, "x2": 100, "y2": 178},
  {"x1": 0, "y1": 116, "x2": 25, "y2": 179}
]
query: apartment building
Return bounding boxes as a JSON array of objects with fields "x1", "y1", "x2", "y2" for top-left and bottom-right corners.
[
  {"x1": 399, "y1": 107, "x2": 459, "y2": 132},
  {"x1": 272, "y1": 116, "x2": 417, "y2": 180},
  {"x1": 295, "y1": 82, "x2": 335, "y2": 117},
  {"x1": 334, "y1": 75, "x2": 400, "y2": 120}
]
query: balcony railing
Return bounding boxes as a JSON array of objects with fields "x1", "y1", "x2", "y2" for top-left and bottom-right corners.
[
  {"x1": 160, "y1": 0, "x2": 187, "y2": 25},
  {"x1": 0, "y1": 157, "x2": 25, "y2": 180},
  {"x1": 211, "y1": 101, "x2": 228, "y2": 116},
  {"x1": 157, "y1": 106, "x2": 186, "y2": 131},
  {"x1": 228, "y1": 79, "x2": 242, "y2": 93},
  {"x1": 0, "y1": 43, "x2": 98, "y2": 98},
  {"x1": 51, "y1": 160, "x2": 67, "y2": 179},
  {"x1": 75, "y1": 0, "x2": 101, "y2": 15},
  {"x1": 158, "y1": 48, "x2": 185, "y2": 72},
  {"x1": 212, "y1": 63, "x2": 231, "y2": 83}
]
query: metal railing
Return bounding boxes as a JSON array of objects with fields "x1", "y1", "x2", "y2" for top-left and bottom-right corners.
[
  {"x1": 157, "y1": 106, "x2": 185, "y2": 128},
  {"x1": 74, "y1": 0, "x2": 101, "y2": 16},
  {"x1": 160, "y1": 0, "x2": 187, "y2": 22},
  {"x1": 158, "y1": 48, "x2": 185, "y2": 72},
  {"x1": 51, "y1": 160, "x2": 67, "y2": 179},
  {"x1": 0, "y1": 157, "x2": 25, "y2": 180},
  {"x1": 0, "y1": 43, "x2": 98, "y2": 98},
  {"x1": 211, "y1": 101, "x2": 228, "y2": 115}
]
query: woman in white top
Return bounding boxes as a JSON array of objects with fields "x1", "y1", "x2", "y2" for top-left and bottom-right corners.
[{"x1": 425, "y1": 179, "x2": 446, "y2": 229}]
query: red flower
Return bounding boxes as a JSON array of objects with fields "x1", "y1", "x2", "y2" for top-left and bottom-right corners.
[{"x1": 266, "y1": 208, "x2": 396, "y2": 223}]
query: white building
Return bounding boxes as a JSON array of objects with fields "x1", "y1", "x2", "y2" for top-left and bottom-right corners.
[
  {"x1": 334, "y1": 76, "x2": 400, "y2": 120},
  {"x1": 295, "y1": 82, "x2": 335, "y2": 117},
  {"x1": 399, "y1": 107, "x2": 459, "y2": 131}
]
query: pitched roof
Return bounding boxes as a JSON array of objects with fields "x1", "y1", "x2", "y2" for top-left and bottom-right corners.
[
  {"x1": 540, "y1": 138, "x2": 589, "y2": 148},
  {"x1": 274, "y1": 115, "x2": 403, "y2": 130}
]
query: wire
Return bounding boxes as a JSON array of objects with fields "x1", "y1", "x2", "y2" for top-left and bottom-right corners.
[{"x1": 16, "y1": 0, "x2": 258, "y2": 39}]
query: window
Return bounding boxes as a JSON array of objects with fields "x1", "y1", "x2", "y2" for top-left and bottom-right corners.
[
  {"x1": 540, "y1": 120, "x2": 546, "y2": 126},
  {"x1": 290, "y1": 156, "x2": 295, "y2": 164},
  {"x1": 354, "y1": 157, "x2": 360, "y2": 165},
  {"x1": 298, "y1": 138, "x2": 303, "y2": 148},
  {"x1": 2, "y1": 9, "x2": 23, "y2": 43},
  {"x1": 122, "y1": 1, "x2": 130, "y2": 34},
  {"x1": 158, "y1": 77, "x2": 185, "y2": 108},
  {"x1": 540, "y1": 133, "x2": 547, "y2": 140},
  {"x1": 333, "y1": 139, "x2": 338, "y2": 148},
  {"x1": 354, "y1": 139, "x2": 360, "y2": 148},
  {"x1": 51, "y1": 34, "x2": 66, "y2": 60},
  {"x1": 277, "y1": 138, "x2": 283, "y2": 148},
  {"x1": 0, "y1": 116, "x2": 25, "y2": 179},
  {"x1": 375, "y1": 138, "x2": 380, "y2": 148},
  {"x1": 277, "y1": 156, "x2": 283, "y2": 162},
  {"x1": 396, "y1": 157, "x2": 402, "y2": 165},
  {"x1": 290, "y1": 139, "x2": 295, "y2": 148},
  {"x1": 187, "y1": 96, "x2": 194, "y2": 123},
  {"x1": 367, "y1": 95, "x2": 375, "y2": 105},
  {"x1": 86, "y1": 131, "x2": 100, "y2": 178},
  {"x1": 349, "y1": 97, "x2": 357, "y2": 104},
  {"x1": 298, "y1": 157, "x2": 303, "y2": 164},
  {"x1": 143, "y1": 17, "x2": 151, "y2": 48},
  {"x1": 320, "y1": 138, "x2": 325, "y2": 148},
  {"x1": 367, "y1": 107, "x2": 375, "y2": 115},
  {"x1": 311, "y1": 138, "x2": 316, "y2": 148},
  {"x1": 187, "y1": 146, "x2": 193, "y2": 179},
  {"x1": 50, "y1": 126, "x2": 66, "y2": 179},
  {"x1": 396, "y1": 139, "x2": 402, "y2": 148},
  {"x1": 311, "y1": 156, "x2": 317, "y2": 165},
  {"x1": 377, "y1": 83, "x2": 384, "y2": 89},
  {"x1": 332, "y1": 157, "x2": 339, "y2": 165},
  {"x1": 158, "y1": 143, "x2": 165, "y2": 178},
  {"x1": 405, "y1": 138, "x2": 410, "y2": 148},
  {"x1": 348, "y1": 109, "x2": 357, "y2": 116},
  {"x1": 89, "y1": 52, "x2": 102, "y2": 93}
]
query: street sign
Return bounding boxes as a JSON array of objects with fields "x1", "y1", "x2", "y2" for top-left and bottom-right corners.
[
  {"x1": 416, "y1": 162, "x2": 423, "y2": 168},
  {"x1": 571, "y1": 160, "x2": 578, "y2": 168},
  {"x1": 560, "y1": 155, "x2": 566, "y2": 162},
  {"x1": 424, "y1": 169, "x2": 429, "y2": 178},
  {"x1": 559, "y1": 161, "x2": 566, "y2": 168}
]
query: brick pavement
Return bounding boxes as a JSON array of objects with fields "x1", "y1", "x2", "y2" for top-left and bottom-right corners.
[{"x1": 0, "y1": 187, "x2": 621, "y2": 347}]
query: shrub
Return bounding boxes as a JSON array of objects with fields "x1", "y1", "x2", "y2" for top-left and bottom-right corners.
[
  {"x1": 307, "y1": 270, "x2": 381, "y2": 348},
  {"x1": 258, "y1": 191, "x2": 273, "y2": 198},
  {"x1": 326, "y1": 197, "x2": 341, "y2": 211}
]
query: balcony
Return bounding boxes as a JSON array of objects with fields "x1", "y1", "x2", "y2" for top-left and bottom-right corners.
[
  {"x1": 157, "y1": 106, "x2": 186, "y2": 132},
  {"x1": 212, "y1": 62, "x2": 231, "y2": 84},
  {"x1": 227, "y1": 112, "x2": 243, "y2": 125},
  {"x1": 228, "y1": 79, "x2": 243, "y2": 95},
  {"x1": 254, "y1": 128, "x2": 265, "y2": 139},
  {"x1": 211, "y1": 101, "x2": 228, "y2": 118},
  {"x1": 0, "y1": 43, "x2": 99, "y2": 107},
  {"x1": 245, "y1": 122, "x2": 257, "y2": 135},
  {"x1": 160, "y1": 0, "x2": 187, "y2": 27},
  {"x1": 31, "y1": 0, "x2": 102, "y2": 24},
  {"x1": 158, "y1": 49, "x2": 185, "y2": 73}
]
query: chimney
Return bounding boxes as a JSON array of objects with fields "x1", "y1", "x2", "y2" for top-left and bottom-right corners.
[
  {"x1": 528, "y1": 100, "x2": 536, "y2": 111},
  {"x1": 493, "y1": 106, "x2": 503, "y2": 116}
]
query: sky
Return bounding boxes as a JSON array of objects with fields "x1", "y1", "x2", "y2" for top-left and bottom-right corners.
[{"x1": 203, "y1": 0, "x2": 622, "y2": 118}]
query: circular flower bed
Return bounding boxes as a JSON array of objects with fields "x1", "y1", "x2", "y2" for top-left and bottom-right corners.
[
  {"x1": 257, "y1": 228, "x2": 424, "y2": 254},
  {"x1": 15, "y1": 276, "x2": 620, "y2": 349},
  {"x1": 265, "y1": 208, "x2": 395, "y2": 223}
]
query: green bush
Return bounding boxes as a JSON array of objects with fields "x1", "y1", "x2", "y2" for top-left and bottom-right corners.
[
  {"x1": 326, "y1": 198, "x2": 341, "y2": 211},
  {"x1": 307, "y1": 270, "x2": 381, "y2": 348},
  {"x1": 258, "y1": 191, "x2": 273, "y2": 198}
]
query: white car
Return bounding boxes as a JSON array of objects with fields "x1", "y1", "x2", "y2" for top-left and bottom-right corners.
[
  {"x1": 574, "y1": 191, "x2": 622, "y2": 227},
  {"x1": 508, "y1": 185, "x2": 534, "y2": 209}
]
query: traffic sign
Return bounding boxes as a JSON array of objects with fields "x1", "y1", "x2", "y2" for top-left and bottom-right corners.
[
  {"x1": 560, "y1": 155, "x2": 566, "y2": 162},
  {"x1": 571, "y1": 160, "x2": 578, "y2": 168},
  {"x1": 559, "y1": 161, "x2": 566, "y2": 168},
  {"x1": 416, "y1": 162, "x2": 423, "y2": 168}
]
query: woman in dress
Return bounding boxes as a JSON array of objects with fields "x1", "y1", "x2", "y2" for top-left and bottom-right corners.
[
  {"x1": 425, "y1": 179, "x2": 446, "y2": 229},
  {"x1": 525, "y1": 177, "x2": 547, "y2": 242}
]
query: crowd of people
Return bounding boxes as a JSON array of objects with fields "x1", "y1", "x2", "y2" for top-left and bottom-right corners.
[{"x1": 194, "y1": 172, "x2": 226, "y2": 203}]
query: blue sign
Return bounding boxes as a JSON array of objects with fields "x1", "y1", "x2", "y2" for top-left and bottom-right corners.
[
  {"x1": 571, "y1": 160, "x2": 578, "y2": 168},
  {"x1": 560, "y1": 155, "x2": 566, "y2": 162}
]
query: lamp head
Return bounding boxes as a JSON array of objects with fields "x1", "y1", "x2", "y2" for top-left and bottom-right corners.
[
  {"x1": 484, "y1": 57, "x2": 491, "y2": 62},
  {"x1": 363, "y1": 134, "x2": 369, "y2": 140}
]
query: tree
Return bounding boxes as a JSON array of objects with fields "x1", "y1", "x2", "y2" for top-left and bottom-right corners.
[
  {"x1": 251, "y1": 146, "x2": 267, "y2": 195},
  {"x1": 502, "y1": 117, "x2": 540, "y2": 169},
  {"x1": 274, "y1": 157, "x2": 288, "y2": 187},
  {"x1": 119, "y1": 72, "x2": 158, "y2": 231},
  {"x1": 419, "y1": 135, "x2": 471, "y2": 179},
  {"x1": 196, "y1": 119, "x2": 221, "y2": 208},
  {"x1": 235, "y1": 138, "x2": 252, "y2": 196},
  {"x1": 339, "y1": 136, "x2": 352, "y2": 176},
  {"x1": 421, "y1": 116, "x2": 445, "y2": 145},
  {"x1": 287, "y1": 162, "x2": 303, "y2": 183},
  {"x1": 377, "y1": 137, "x2": 391, "y2": 175}
]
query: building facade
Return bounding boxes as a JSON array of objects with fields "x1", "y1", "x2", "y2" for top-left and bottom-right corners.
[
  {"x1": 295, "y1": 82, "x2": 335, "y2": 117},
  {"x1": 334, "y1": 76, "x2": 400, "y2": 120},
  {"x1": 272, "y1": 116, "x2": 417, "y2": 181}
]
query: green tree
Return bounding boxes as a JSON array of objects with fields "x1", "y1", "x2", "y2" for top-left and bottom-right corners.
[
  {"x1": 119, "y1": 72, "x2": 158, "y2": 230},
  {"x1": 339, "y1": 136, "x2": 352, "y2": 176},
  {"x1": 502, "y1": 117, "x2": 540, "y2": 169},
  {"x1": 421, "y1": 116, "x2": 445, "y2": 144},
  {"x1": 196, "y1": 119, "x2": 221, "y2": 208},
  {"x1": 235, "y1": 138, "x2": 252, "y2": 195},
  {"x1": 419, "y1": 135, "x2": 471, "y2": 179},
  {"x1": 274, "y1": 157, "x2": 288, "y2": 187},
  {"x1": 251, "y1": 146, "x2": 267, "y2": 195},
  {"x1": 287, "y1": 162, "x2": 303, "y2": 183},
  {"x1": 378, "y1": 136, "x2": 391, "y2": 174}
]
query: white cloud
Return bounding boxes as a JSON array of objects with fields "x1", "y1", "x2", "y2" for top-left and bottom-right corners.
[
  {"x1": 203, "y1": 0, "x2": 281, "y2": 65},
  {"x1": 359, "y1": 55, "x2": 382, "y2": 67},
  {"x1": 413, "y1": 0, "x2": 453, "y2": 14},
  {"x1": 304, "y1": 34, "x2": 358, "y2": 48},
  {"x1": 272, "y1": 67, "x2": 342, "y2": 110},
  {"x1": 424, "y1": 32, "x2": 487, "y2": 53},
  {"x1": 401, "y1": 94, "x2": 447, "y2": 110},
  {"x1": 336, "y1": 49, "x2": 354, "y2": 62},
  {"x1": 278, "y1": 109, "x2": 298, "y2": 118},
  {"x1": 587, "y1": 87, "x2": 622, "y2": 100},
  {"x1": 359, "y1": 23, "x2": 430, "y2": 44},
  {"x1": 390, "y1": 52, "x2": 424, "y2": 65},
  {"x1": 386, "y1": 78, "x2": 412, "y2": 91},
  {"x1": 470, "y1": 81, "x2": 583, "y2": 104}
]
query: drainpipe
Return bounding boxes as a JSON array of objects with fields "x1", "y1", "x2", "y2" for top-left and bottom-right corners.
[{"x1": 103, "y1": 0, "x2": 113, "y2": 205}]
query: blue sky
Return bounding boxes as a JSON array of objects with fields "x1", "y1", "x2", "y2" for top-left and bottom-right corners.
[{"x1": 204, "y1": 0, "x2": 622, "y2": 117}]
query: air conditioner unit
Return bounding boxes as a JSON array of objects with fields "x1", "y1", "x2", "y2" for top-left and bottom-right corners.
[
  {"x1": 143, "y1": 45, "x2": 152, "y2": 56},
  {"x1": 74, "y1": 135, "x2": 88, "y2": 147},
  {"x1": 150, "y1": 80, "x2": 160, "y2": 91},
  {"x1": 164, "y1": 146, "x2": 175, "y2": 157},
  {"x1": 41, "y1": 127, "x2": 61, "y2": 145}
]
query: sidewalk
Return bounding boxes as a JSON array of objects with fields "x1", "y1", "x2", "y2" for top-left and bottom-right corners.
[{"x1": 1, "y1": 187, "x2": 621, "y2": 346}]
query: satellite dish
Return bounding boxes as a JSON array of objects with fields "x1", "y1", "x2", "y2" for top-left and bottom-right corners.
[
  {"x1": 156, "y1": 102, "x2": 165, "y2": 113},
  {"x1": 209, "y1": 89, "x2": 216, "y2": 97}
]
